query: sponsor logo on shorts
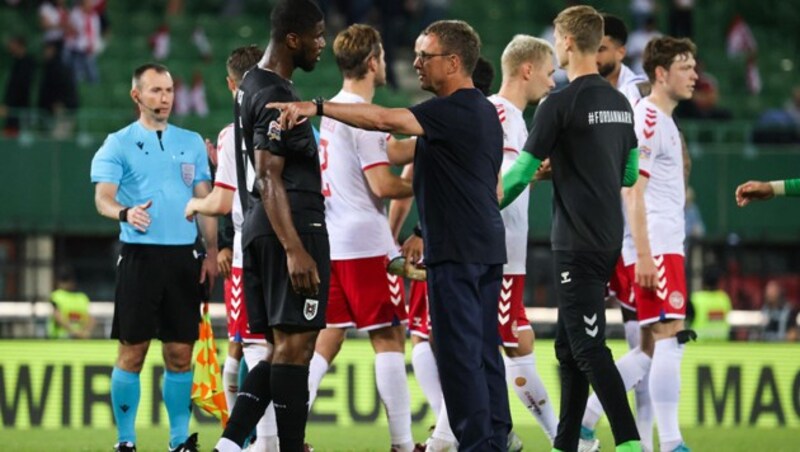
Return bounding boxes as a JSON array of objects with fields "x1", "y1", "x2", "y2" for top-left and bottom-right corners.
[
  {"x1": 304, "y1": 298, "x2": 319, "y2": 321},
  {"x1": 561, "y1": 271, "x2": 571, "y2": 284},
  {"x1": 669, "y1": 291, "x2": 685, "y2": 309}
]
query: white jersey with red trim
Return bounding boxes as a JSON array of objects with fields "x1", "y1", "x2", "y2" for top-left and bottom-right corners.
[
  {"x1": 214, "y1": 123, "x2": 245, "y2": 267},
  {"x1": 489, "y1": 94, "x2": 529, "y2": 275},
  {"x1": 616, "y1": 64, "x2": 649, "y2": 257},
  {"x1": 321, "y1": 90, "x2": 396, "y2": 260},
  {"x1": 617, "y1": 63, "x2": 649, "y2": 105},
  {"x1": 622, "y1": 98, "x2": 686, "y2": 265}
]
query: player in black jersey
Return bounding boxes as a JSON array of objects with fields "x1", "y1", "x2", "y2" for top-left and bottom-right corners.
[
  {"x1": 214, "y1": 1, "x2": 327, "y2": 451},
  {"x1": 501, "y1": 6, "x2": 643, "y2": 452}
]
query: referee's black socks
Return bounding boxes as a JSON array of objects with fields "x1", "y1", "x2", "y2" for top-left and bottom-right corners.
[
  {"x1": 222, "y1": 361, "x2": 272, "y2": 446},
  {"x1": 272, "y1": 364, "x2": 310, "y2": 451}
]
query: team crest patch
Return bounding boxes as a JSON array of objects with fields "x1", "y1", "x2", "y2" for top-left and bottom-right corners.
[
  {"x1": 180, "y1": 163, "x2": 195, "y2": 187},
  {"x1": 268, "y1": 120, "x2": 281, "y2": 142},
  {"x1": 638, "y1": 145, "x2": 652, "y2": 160},
  {"x1": 669, "y1": 291, "x2": 685, "y2": 309},
  {"x1": 304, "y1": 298, "x2": 319, "y2": 321}
]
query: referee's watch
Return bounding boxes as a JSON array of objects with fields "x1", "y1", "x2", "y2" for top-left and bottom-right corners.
[
  {"x1": 313, "y1": 97, "x2": 325, "y2": 117},
  {"x1": 118, "y1": 207, "x2": 130, "y2": 223},
  {"x1": 412, "y1": 224, "x2": 423, "y2": 238}
]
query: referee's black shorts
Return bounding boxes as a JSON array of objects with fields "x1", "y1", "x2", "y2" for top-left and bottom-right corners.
[
  {"x1": 243, "y1": 233, "x2": 330, "y2": 333},
  {"x1": 112, "y1": 244, "x2": 203, "y2": 343}
]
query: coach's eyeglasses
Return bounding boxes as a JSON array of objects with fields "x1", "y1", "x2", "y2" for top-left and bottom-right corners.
[{"x1": 414, "y1": 52, "x2": 453, "y2": 63}]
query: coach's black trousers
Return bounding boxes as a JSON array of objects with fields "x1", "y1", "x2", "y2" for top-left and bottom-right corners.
[
  {"x1": 428, "y1": 262, "x2": 512, "y2": 451},
  {"x1": 552, "y1": 250, "x2": 639, "y2": 452}
]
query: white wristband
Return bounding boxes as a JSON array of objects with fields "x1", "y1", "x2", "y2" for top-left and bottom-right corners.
[{"x1": 769, "y1": 180, "x2": 786, "y2": 196}]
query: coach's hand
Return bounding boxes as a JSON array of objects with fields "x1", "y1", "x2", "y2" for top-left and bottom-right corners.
[
  {"x1": 401, "y1": 235, "x2": 424, "y2": 268},
  {"x1": 217, "y1": 248, "x2": 232, "y2": 279},
  {"x1": 735, "y1": 180, "x2": 773, "y2": 207},
  {"x1": 127, "y1": 200, "x2": 152, "y2": 232},
  {"x1": 287, "y1": 247, "x2": 320, "y2": 297},
  {"x1": 200, "y1": 248, "x2": 219, "y2": 294},
  {"x1": 635, "y1": 254, "x2": 658, "y2": 291},
  {"x1": 266, "y1": 101, "x2": 315, "y2": 130}
]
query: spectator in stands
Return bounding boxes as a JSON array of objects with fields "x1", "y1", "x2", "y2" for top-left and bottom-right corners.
[
  {"x1": 626, "y1": 16, "x2": 662, "y2": 74},
  {"x1": 629, "y1": 0, "x2": 656, "y2": 29},
  {"x1": 65, "y1": 0, "x2": 102, "y2": 83},
  {"x1": 173, "y1": 77, "x2": 190, "y2": 116},
  {"x1": 669, "y1": 0, "x2": 694, "y2": 38},
  {"x1": 675, "y1": 76, "x2": 733, "y2": 121},
  {"x1": 38, "y1": 0, "x2": 70, "y2": 53},
  {"x1": 191, "y1": 25, "x2": 212, "y2": 62},
  {"x1": 94, "y1": 0, "x2": 110, "y2": 37},
  {"x1": 685, "y1": 186, "x2": 705, "y2": 240},
  {"x1": 2, "y1": 35, "x2": 36, "y2": 137},
  {"x1": 149, "y1": 24, "x2": 170, "y2": 61},
  {"x1": 49, "y1": 266, "x2": 95, "y2": 339},
  {"x1": 690, "y1": 266, "x2": 731, "y2": 341},
  {"x1": 189, "y1": 71, "x2": 209, "y2": 117},
  {"x1": 785, "y1": 85, "x2": 800, "y2": 127},
  {"x1": 761, "y1": 280, "x2": 799, "y2": 341},
  {"x1": 38, "y1": 41, "x2": 79, "y2": 138}
]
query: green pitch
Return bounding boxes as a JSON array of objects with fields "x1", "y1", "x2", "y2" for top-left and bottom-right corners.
[{"x1": 3, "y1": 424, "x2": 798, "y2": 451}]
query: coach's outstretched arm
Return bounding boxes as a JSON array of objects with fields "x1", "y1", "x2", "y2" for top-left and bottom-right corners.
[
  {"x1": 500, "y1": 152, "x2": 541, "y2": 209},
  {"x1": 736, "y1": 178, "x2": 800, "y2": 206},
  {"x1": 267, "y1": 100, "x2": 424, "y2": 136}
]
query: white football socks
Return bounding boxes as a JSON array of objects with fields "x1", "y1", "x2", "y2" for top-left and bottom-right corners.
[
  {"x1": 582, "y1": 347, "x2": 651, "y2": 429},
  {"x1": 376, "y1": 352, "x2": 414, "y2": 449},
  {"x1": 504, "y1": 353, "x2": 557, "y2": 442},
  {"x1": 222, "y1": 355, "x2": 240, "y2": 415},
  {"x1": 307, "y1": 351, "x2": 330, "y2": 409},
  {"x1": 411, "y1": 341, "x2": 443, "y2": 417},
  {"x1": 650, "y1": 338, "x2": 684, "y2": 452}
]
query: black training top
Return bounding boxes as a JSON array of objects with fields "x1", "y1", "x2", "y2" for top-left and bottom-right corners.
[
  {"x1": 409, "y1": 88, "x2": 506, "y2": 265},
  {"x1": 236, "y1": 68, "x2": 326, "y2": 248},
  {"x1": 522, "y1": 74, "x2": 636, "y2": 252}
]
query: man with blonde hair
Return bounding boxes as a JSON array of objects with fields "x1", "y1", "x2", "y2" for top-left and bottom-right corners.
[
  {"x1": 501, "y1": 5, "x2": 642, "y2": 452},
  {"x1": 490, "y1": 34, "x2": 559, "y2": 445},
  {"x1": 304, "y1": 23, "x2": 416, "y2": 451}
]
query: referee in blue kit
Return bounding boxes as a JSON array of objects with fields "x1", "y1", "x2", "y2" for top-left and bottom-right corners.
[{"x1": 90, "y1": 63, "x2": 218, "y2": 452}]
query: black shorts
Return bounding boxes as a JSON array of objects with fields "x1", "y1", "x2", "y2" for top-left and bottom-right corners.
[
  {"x1": 112, "y1": 244, "x2": 202, "y2": 343},
  {"x1": 244, "y1": 234, "x2": 330, "y2": 332}
]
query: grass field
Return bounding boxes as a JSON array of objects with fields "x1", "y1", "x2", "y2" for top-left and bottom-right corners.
[{"x1": 4, "y1": 424, "x2": 799, "y2": 451}]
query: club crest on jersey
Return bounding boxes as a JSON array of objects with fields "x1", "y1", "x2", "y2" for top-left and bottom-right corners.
[
  {"x1": 268, "y1": 120, "x2": 281, "y2": 142},
  {"x1": 639, "y1": 145, "x2": 652, "y2": 160},
  {"x1": 304, "y1": 298, "x2": 319, "y2": 321},
  {"x1": 669, "y1": 291, "x2": 685, "y2": 309},
  {"x1": 180, "y1": 163, "x2": 195, "y2": 187}
]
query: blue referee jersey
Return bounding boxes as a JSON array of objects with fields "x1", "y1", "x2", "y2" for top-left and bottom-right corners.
[{"x1": 90, "y1": 121, "x2": 211, "y2": 245}]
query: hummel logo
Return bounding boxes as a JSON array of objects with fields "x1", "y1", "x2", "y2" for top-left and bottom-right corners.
[
  {"x1": 584, "y1": 312, "x2": 598, "y2": 337},
  {"x1": 120, "y1": 404, "x2": 130, "y2": 413},
  {"x1": 136, "y1": 141, "x2": 144, "y2": 150},
  {"x1": 561, "y1": 271, "x2": 571, "y2": 284}
]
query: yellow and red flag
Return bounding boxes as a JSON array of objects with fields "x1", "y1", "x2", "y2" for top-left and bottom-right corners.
[{"x1": 191, "y1": 302, "x2": 229, "y2": 426}]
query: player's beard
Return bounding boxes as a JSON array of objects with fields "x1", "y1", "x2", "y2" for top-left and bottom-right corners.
[
  {"x1": 295, "y1": 50, "x2": 318, "y2": 73},
  {"x1": 598, "y1": 61, "x2": 616, "y2": 78}
]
